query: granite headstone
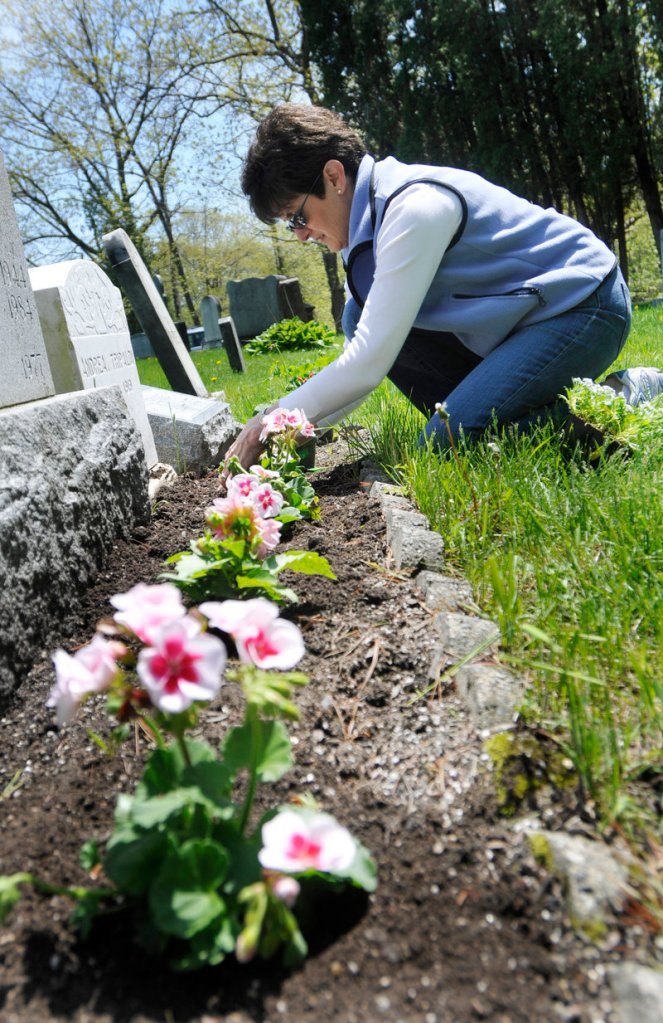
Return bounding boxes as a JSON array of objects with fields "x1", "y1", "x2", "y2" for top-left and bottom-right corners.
[
  {"x1": 0, "y1": 151, "x2": 55, "y2": 407},
  {"x1": 201, "y1": 295, "x2": 245, "y2": 372},
  {"x1": 102, "y1": 228, "x2": 208, "y2": 397},
  {"x1": 29, "y1": 259, "x2": 158, "y2": 466}
]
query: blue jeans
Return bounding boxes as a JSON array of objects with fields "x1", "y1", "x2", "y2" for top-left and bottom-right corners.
[{"x1": 387, "y1": 265, "x2": 632, "y2": 450}]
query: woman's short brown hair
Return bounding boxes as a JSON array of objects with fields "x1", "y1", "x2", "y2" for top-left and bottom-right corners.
[{"x1": 241, "y1": 103, "x2": 367, "y2": 224}]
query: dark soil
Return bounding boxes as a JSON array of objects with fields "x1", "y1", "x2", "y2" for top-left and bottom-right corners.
[{"x1": 0, "y1": 445, "x2": 645, "y2": 1022}]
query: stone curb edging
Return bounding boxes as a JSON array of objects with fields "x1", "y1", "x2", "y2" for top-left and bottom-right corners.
[
  {"x1": 360, "y1": 464, "x2": 662, "y2": 1018},
  {"x1": 365, "y1": 474, "x2": 525, "y2": 732}
]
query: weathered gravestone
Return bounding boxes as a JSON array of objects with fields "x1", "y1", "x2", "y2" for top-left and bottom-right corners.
[
  {"x1": 200, "y1": 295, "x2": 245, "y2": 373},
  {"x1": 29, "y1": 259, "x2": 158, "y2": 466},
  {"x1": 102, "y1": 228, "x2": 208, "y2": 397},
  {"x1": 227, "y1": 274, "x2": 281, "y2": 339},
  {"x1": 0, "y1": 152, "x2": 55, "y2": 407},
  {"x1": 0, "y1": 388, "x2": 150, "y2": 702},
  {"x1": 279, "y1": 277, "x2": 314, "y2": 321},
  {"x1": 141, "y1": 384, "x2": 239, "y2": 475}
]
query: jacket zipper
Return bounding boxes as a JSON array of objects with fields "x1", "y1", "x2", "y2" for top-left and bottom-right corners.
[{"x1": 452, "y1": 286, "x2": 546, "y2": 307}]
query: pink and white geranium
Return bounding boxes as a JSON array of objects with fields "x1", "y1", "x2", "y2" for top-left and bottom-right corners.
[
  {"x1": 199, "y1": 598, "x2": 304, "y2": 670},
  {"x1": 136, "y1": 615, "x2": 226, "y2": 714},
  {"x1": 48, "y1": 634, "x2": 126, "y2": 725},
  {"x1": 227, "y1": 473, "x2": 260, "y2": 500},
  {"x1": 253, "y1": 482, "x2": 284, "y2": 518},
  {"x1": 258, "y1": 810, "x2": 356, "y2": 874},
  {"x1": 205, "y1": 494, "x2": 282, "y2": 558},
  {"x1": 259, "y1": 407, "x2": 315, "y2": 443},
  {"x1": 249, "y1": 464, "x2": 280, "y2": 480},
  {"x1": 110, "y1": 582, "x2": 185, "y2": 644}
]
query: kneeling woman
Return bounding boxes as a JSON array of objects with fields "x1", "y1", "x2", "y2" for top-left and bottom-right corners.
[{"x1": 223, "y1": 103, "x2": 632, "y2": 470}]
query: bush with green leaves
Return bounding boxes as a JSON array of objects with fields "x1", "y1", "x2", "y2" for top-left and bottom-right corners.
[{"x1": 246, "y1": 317, "x2": 336, "y2": 356}]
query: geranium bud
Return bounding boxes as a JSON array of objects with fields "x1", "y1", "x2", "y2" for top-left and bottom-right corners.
[{"x1": 271, "y1": 874, "x2": 301, "y2": 907}]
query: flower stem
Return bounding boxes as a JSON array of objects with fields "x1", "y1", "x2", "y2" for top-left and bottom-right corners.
[
  {"x1": 177, "y1": 732, "x2": 192, "y2": 769},
  {"x1": 238, "y1": 703, "x2": 261, "y2": 835}
]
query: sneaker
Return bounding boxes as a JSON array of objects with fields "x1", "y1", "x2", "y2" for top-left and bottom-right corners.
[{"x1": 603, "y1": 367, "x2": 663, "y2": 407}]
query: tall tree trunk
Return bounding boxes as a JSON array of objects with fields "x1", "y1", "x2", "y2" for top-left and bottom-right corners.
[{"x1": 321, "y1": 250, "x2": 345, "y2": 331}]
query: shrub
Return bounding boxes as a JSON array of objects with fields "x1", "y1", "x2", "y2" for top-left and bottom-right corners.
[{"x1": 246, "y1": 318, "x2": 336, "y2": 356}]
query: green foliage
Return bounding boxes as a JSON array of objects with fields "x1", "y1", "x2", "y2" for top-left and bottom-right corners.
[
  {"x1": 246, "y1": 318, "x2": 337, "y2": 356},
  {"x1": 299, "y1": 0, "x2": 662, "y2": 257},
  {"x1": 353, "y1": 321, "x2": 663, "y2": 839},
  {"x1": 565, "y1": 378, "x2": 663, "y2": 451},
  {"x1": 271, "y1": 351, "x2": 337, "y2": 392}
]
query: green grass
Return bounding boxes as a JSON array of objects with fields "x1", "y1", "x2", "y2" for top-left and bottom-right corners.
[
  {"x1": 135, "y1": 308, "x2": 662, "y2": 838},
  {"x1": 350, "y1": 305, "x2": 663, "y2": 840},
  {"x1": 136, "y1": 341, "x2": 344, "y2": 422}
]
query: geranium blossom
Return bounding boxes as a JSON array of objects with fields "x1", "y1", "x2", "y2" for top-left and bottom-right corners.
[
  {"x1": 284, "y1": 408, "x2": 315, "y2": 438},
  {"x1": 253, "y1": 483, "x2": 284, "y2": 518},
  {"x1": 205, "y1": 494, "x2": 282, "y2": 557},
  {"x1": 259, "y1": 407, "x2": 290, "y2": 440},
  {"x1": 110, "y1": 582, "x2": 185, "y2": 643},
  {"x1": 227, "y1": 473, "x2": 260, "y2": 499},
  {"x1": 199, "y1": 598, "x2": 304, "y2": 669},
  {"x1": 47, "y1": 634, "x2": 126, "y2": 725},
  {"x1": 136, "y1": 616, "x2": 226, "y2": 713},
  {"x1": 249, "y1": 464, "x2": 280, "y2": 480},
  {"x1": 258, "y1": 811, "x2": 356, "y2": 873}
]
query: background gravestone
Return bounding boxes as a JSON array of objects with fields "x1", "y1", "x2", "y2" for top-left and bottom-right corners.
[
  {"x1": 227, "y1": 274, "x2": 282, "y2": 339},
  {"x1": 226, "y1": 274, "x2": 313, "y2": 340},
  {"x1": 102, "y1": 228, "x2": 208, "y2": 398},
  {"x1": 0, "y1": 151, "x2": 55, "y2": 408},
  {"x1": 29, "y1": 259, "x2": 158, "y2": 466},
  {"x1": 200, "y1": 295, "x2": 245, "y2": 373},
  {"x1": 278, "y1": 277, "x2": 314, "y2": 321},
  {"x1": 200, "y1": 295, "x2": 223, "y2": 349}
]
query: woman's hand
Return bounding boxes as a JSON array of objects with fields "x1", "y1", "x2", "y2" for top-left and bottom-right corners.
[{"x1": 219, "y1": 411, "x2": 270, "y2": 489}]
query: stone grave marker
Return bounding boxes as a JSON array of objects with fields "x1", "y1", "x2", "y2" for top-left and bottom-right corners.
[
  {"x1": 219, "y1": 317, "x2": 246, "y2": 373},
  {"x1": 102, "y1": 228, "x2": 208, "y2": 397},
  {"x1": 227, "y1": 274, "x2": 282, "y2": 339},
  {"x1": 0, "y1": 151, "x2": 55, "y2": 408},
  {"x1": 200, "y1": 295, "x2": 222, "y2": 349},
  {"x1": 141, "y1": 384, "x2": 238, "y2": 475},
  {"x1": 200, "y1": 295, "x2": 245, "y2": 372},
  {"x1": 29, "y1": 259, "x2": 158, "y2": 466}
]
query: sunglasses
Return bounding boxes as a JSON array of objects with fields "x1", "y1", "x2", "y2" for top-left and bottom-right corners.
[{"x1": 286, "y1": 169, "x2": 323, "y2": 232}]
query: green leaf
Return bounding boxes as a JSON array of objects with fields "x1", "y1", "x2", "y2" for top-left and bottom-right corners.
[
  {"x1": 274, "y1": 550, "x2": 337, "y2": 579},
  {"x1": 182, "y1": 760, "x2": 234, "y2": 807},
  {"x1": 130, "y1": 787, "x2": 216, "y2": 829},
  {"x1": 222, "y1": 720, "x2": 292, "y2": 783},
  {"x1": 170, "y1": 914, "x2": 236, "y2": 971},
  {"x1": 138, "y1": 741, "x2": 217, "y2": 796},
  {"x1": 341, "y1": 842, "x2": 379, "y2": 893},
  {"x1": 79, "y1": 840, "x2": 101, "y2": 872},
  {"x1": 0, "y1": 873, "x2": 31, "y2": 922},
  {"x1": 148, "y1": 839, "x2": 229, "y2": 938},
  {"x1": 104, "y1": 827, "x2": 170, "y2": 896}
]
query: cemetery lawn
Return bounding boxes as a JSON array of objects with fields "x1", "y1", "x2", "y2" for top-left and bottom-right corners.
[
  {"x1": 0, "y1": 447, "x2": 655, "y2": 1022},
  {"x1": 353, "y1": 306, "x2": 663, "y2": 846}
]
